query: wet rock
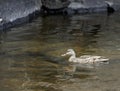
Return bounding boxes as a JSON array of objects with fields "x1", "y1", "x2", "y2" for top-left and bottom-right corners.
[
  {"x1": 41, "y1": 0, "x2": 70, "y2": 14},
  {"x1": 1, "y1": 0, "x2": 120, "y2": 30},
  {"x1": 69, "y1": 0, "x2": 120, "y2": 14},
  {"x1": 67, "y1": 0, "x2": 107, "y2": 14},
  {"x1": 0, "y1": 0, "x2": 41, "y2": 30},
  {"x1": 41, "y1": 0, "x2": 70, "y2": 9},
  {"x1": 41, "y1": 0, "x2": 120, "y2": 14}
]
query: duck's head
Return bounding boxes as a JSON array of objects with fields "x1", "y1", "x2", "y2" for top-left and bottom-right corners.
[{"x1": 61, "y1": 49, "x2": 76, "y2": 56}]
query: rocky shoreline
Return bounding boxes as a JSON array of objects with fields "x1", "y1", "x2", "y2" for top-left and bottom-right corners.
[{"x1": 0, "y1": 0, "x2": 120, "y2": 30}]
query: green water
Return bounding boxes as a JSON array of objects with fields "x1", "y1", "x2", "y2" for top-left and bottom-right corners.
[{"x1": 0, "y1": 13, "x2": 120, "y2": 91}]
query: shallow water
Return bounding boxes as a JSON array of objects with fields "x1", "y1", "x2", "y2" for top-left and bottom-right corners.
[{"x1": 0, "y1": 13, "x2": 120, "y2": 91}]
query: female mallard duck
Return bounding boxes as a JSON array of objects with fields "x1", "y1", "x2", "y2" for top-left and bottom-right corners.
[{"x1": 62, "y1": 49, "x2": 109, "y2": 64}]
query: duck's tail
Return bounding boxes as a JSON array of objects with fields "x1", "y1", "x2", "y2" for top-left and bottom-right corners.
[{"x1": 94, "y1": 58, "x2": 109, "y2": 64}]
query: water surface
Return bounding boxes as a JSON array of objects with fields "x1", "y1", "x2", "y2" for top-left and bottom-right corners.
[{"x1": 0, "y1": 13, "x2": 120, "y2": 91}]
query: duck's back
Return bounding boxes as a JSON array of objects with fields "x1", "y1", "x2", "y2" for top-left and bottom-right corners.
[
  {"x1": 79, "y1": 55, "x2": 101, "y2": 59},
  {"x1": 78, "y1": 55, "x2": 108, "y2": 63}
]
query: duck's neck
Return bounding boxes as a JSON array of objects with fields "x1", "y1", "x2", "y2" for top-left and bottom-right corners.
[{"x1": 69, "y1": 54, "x2": 76, "y2": 62}]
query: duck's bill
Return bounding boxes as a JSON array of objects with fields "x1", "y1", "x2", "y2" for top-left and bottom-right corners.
[{"x1": 61, "y1": 53, "x2": 66, "y2": 56}]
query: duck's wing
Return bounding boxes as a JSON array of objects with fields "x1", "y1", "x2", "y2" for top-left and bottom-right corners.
[
  {"x1": 79, "y1": 55, "x2": 101, "y2": 59},
  {"x1": 90, "y1": 56, "x2": 109, "y2": 63},
  {"x1": 94, "y1": 58, "x2": 109, "y2": 62},
  {"x1": 79, "y1": 55, "x2": 91, "y2": 59},
  {"x1": 90, "y1": 56, "x2": 102, "y2": 59},
  {"x1": 79, "y1": 55, "x2": 109, "y2": 63}
]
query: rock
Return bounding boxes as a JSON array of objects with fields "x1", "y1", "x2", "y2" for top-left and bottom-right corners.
[
  {"x1": 1, "y1": 0, "x2": 120, "y2": 30},
  {"x1": 0, "y1": 0, "x2": 41, "y2": 30},
  {"x1": 68, "y1": 0, "x2": 120, "y2": 13},
  {"x1": 67, "y1": 0, "x2": 107, "y2": 14},
  {"x1": 41, "y1": 0, "x2": 70, "y2": 9},
  {"x1": 41, "y1": 0, "x2": 70, "y2": 14},
  {"x1": 41, "y1": 0, "x2": 120, "y2": 14}
]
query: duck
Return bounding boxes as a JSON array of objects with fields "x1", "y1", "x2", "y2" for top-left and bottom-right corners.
[{"x1": 61, "y1": 49, "x2": 109, "y2": 64}]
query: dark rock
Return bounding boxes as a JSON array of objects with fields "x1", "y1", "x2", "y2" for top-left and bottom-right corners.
[
  {"x1": 41, "y1": 0, "x2": 70, "y2": 9},
  {"x1": 41, "y1": 0, "x2": 70, "y2": 14}
]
